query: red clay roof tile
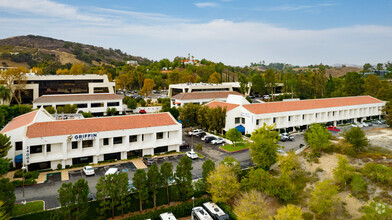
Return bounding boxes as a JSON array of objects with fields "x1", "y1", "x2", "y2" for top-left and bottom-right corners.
[
  {"x1": 205, "y1": 101, "x2": 239, "y2": 112},
  {"x1": 1, "y1": 110, "x2": 38, "y2": 133}
]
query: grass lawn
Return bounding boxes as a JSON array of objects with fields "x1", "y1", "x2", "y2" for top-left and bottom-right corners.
[
  {"x1": 12, "y1": 200, "x2": 44, "y2": 217},
  {"x1": 196, "y1": 152, "x2": 205, "y2": 158},
  {"x1": 220, "y1": 143, "x2": 248, "y2": 152}
]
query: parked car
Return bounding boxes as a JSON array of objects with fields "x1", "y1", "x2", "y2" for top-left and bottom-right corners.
[
  {"x1": 139, "y1": 109, "x2": 146, "y2": 114},
  {"x1": 327, "y1": 126, "x2": 341, "y2": 132},
  {"x1": 196, "y1": 132, "x2": 207, "y2": 137},
  {"x1": 280, "y1": 133, "x2": 294, "y2": 142},
  {"x1": 373, "y1": 120, "x2": 383, "y2": 125},
  {"x1": 186, "y1": 150, "x2": 199, "y2": 159},
  {"x1": 105, "y1": 167, "x2": 120, "y2": 176},
  {"x1": 204, "y1": 136, "x2": 217, "y2": 143},
  {"x1": 88, "y1": 192, "x2": 94, "y2": 201},
  {"x1": 201, "y1": 135, "x2": 212, "y2": 141},
  {"x1": 180, "y1": 141, "x2": 190, "y2": 149},
  {"x1": 83, "y1": 166, "x2": 95, "y2": 176},
  {"x1": 142, "y1": 157, "x2": 156, "y2": 166},
  {"x1": 280, "y1": 134, "x2": 288, "y2": 142},
  {"x1": 188, "y1": 129, "x2": 203, "y2": 136},
  {"x1": 263, "y1": 95, "x2": 270, "y2": 100},
  {"x1": 361, "y1": 122, "x2": 369, "y2": 127},
  {"x1": 128, "y1": 180, "x2": 136, "y2": 192},
  {"x1": 350, "y1": 124, "x2": 359, "y2": 128},
  {"x1": 211, "y1": 137, "x2": 225, "y2": 145}
]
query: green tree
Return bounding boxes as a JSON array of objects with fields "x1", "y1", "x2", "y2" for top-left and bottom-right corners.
[
  {"x1": 350, "y1": 173, "x2": 367, "y2": 195},
  {"x1": 81, "y1": 111, "x2": 93, "y2": 118},
  {"x1": 208, "y1": 72, "x2": 221, "y2": 83},
  {"x1": 234, "y1": 190, "x2": 269, "y2": 220},
  {"x1": 178, "y1": 103, "x2": 200, "y2": 128},
  {"x1": 195, "y1": 143, "x2": 203, "y2": 152},
  {"x1": 309, "y1": 179, "x2": 340, "y2": 217},
  {"x1": 278, "y1": 151, "x2": 300, "y2": 175},
  {"x1": 377, "y1": 63, "x2": 384, "y2": 71},
  {"x1": 140, "y1": 78, "x2": 156, "y2": 97},
  {"x1": 382, "y1": 101, "x2": 392, "y2": 127},
  {"x1": 126, "y1": 99, "x2": 137, "y2": 110},
  {"x1": 332, "y1": 156, "x2": 355, "y2": 187},
  {"x1": 344, "y1": 72, "x2": 364, "y2": 96},
  {"x1": 44, "y1": 106, "x2": 56, "y2": 114},
  {"x1": 238, "y1": 73, "x2": 249, "y2": 94},
  {"x1": 0, "y1": 178, "x2": 15, "y2": 215},
  {"x1": 160, "y1": 162, "x2": 173, "y2": 204},
  {"x1": 116, "y1": 172, "x2": 130, "y2": 217},
  {"x1": 250, "y1": 74, "x2": 266, "y2": 95},
  {"x1": 139, "y1": 99, "x2": 146, "y2": 107},
  {"x1": 343, "y1": 127, "x2": 369, "y2": 152},
  {"x1": 73, "y1": 179, "x2": 89, "y2": 220},
  {"x1": 202, "y1": 159, "x2": 215, "y2": 183},
  {"x1": 304, "y1": 123, "x2": 331, "y2": 152},
  {"x1": 363, "y1": 74, "x2": 380, "y2": 97},
  {"x1": 0, "y1": 134, "x2": 11, "y2": 158},
  {"x1": 220, "y1": 156, "x2": 241, "y2": 174},
  {"x1": 240, "y1": 168, "x2": 271, "y2": 191},
  {"x1": 363, "y1": 63, "x2": 373, "y2": 72},
  {"x1": 147, "y1": 164, "x2": 161, "y2": 209},
  {"x1": 0, "y1": 86, "x2": 10, "y2": 105},
  {"x1": 133, "y1": 169, "x2": 149, "y2": 212},
  {"x1": 0, "y1": 201, "x2": 9, "y2": 220},
  {"x1": 197, "y1": 105, "x2": 209, "y2": 130},
  {"x1": 274, "y1": 204, "x2": 304, "y2": 220},
  {"x1": 106, "y1": 107, "x2": 117, "y2": 116},
  {"x1": 225, "y1": 128, "x2": 242, "y2": 146},
  {"x1": 0, "y1": 158, "x2": 10, "y2": 177},
  {"x1": 175, "y1": 156, "x2": 194, "y2": 201},
  {"x1": 207, "y1": 164, "x2": 240, "y2": 204},
  {"x1": 58, "y1": 182, "x2": 75, "y2": 220},
  {"x1": 248, "y1": 124, "x2": 280, "y2": 170},
  {"x1": 362, "y1": 163, "x2": 392, "y2": 185},
  {"x1": 265, "y1": 68, "x2": 277, "y2": 100}
]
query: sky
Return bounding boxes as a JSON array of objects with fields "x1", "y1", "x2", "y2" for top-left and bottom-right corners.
[{"x1": 0, "y1": 0, "x2": 391, "y2": 66}]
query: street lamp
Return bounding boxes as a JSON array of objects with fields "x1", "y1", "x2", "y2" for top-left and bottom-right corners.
[
  {"x1": 192, "y1": 196, "x2": 194, "y2": 208},
  {"x1": 21, "y1": 166, "x2": 26, "y2": 205}
]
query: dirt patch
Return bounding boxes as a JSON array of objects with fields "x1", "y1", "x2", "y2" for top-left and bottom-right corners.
[
  {"x1": 0, "y1": 59, "x2": 29, "y2": 68},
  {"x1": 303, "y1": 153, "x2": 342, "y2": 182},
  {"x1": 339, "y1": 191, "x2": 365, "y2": 219},
  {"x1": 365, "y1": 128, "x2": 392, "y2": 150}
]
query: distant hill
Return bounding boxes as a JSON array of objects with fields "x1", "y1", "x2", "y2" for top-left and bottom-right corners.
[
  {"x1": 0, "y1": 35, "x2": 151, "y2": 68},
  {"x1": 293, "y1": 66, "x2": 362, "y2": 77}
]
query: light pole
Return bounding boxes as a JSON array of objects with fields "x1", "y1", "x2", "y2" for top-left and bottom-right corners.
[
  {"x1": 21, "y1": 166, "x2": 26, "y2": 205},
  {"x1": 192, "y1": 196, "x2": 194, "y2": 208}
]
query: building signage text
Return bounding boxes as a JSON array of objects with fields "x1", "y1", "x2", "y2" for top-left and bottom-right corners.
[{"x1": 73, "y1": 133, "x2": 98, "y2": 141}]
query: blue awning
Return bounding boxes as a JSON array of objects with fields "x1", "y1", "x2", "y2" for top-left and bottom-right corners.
[
  {"x1": 236, "y1": 125, "x2": 245, "y2": 133},
  {"x1": 14, "y1": 154, "x2": 23, "y2": 163}
]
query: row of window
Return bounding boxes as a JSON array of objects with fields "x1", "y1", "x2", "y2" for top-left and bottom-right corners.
[
  {"x1": 37, "y1": 102, "x2": 120, "y2": 109},
  {"x1": 235, "y1": 117, "x2": 245, "y2": 124}
]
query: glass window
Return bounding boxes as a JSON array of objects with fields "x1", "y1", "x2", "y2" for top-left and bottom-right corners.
[
  {"x1": 113, "y1": 137, "x2": 123, "y2": 144},
  {"x1": 256, "y1": 120, "x2": 259, "y2": 125},
  {"x1": 30, "y1": 145, "x2": 42, "y2": 154},
  {"x1": 15, "y1": 142, "x2": 23, "y2": 151},
  {"x1": 142, "y1": 134, "x2": 144, "y2": 141},
  {"x1": 273, "y1": 118, "x2": 276, "y2": 123},
  {"x1": 302, "y1": 115, "x2": 305, "y2": 120},
  {"x1": 72, "y1": 141, "x2": 78, "y2": 149},
  {"x1": 235, "y1": 117, "x2": 240, "y2": 124},
  {"x1": 129, "y1": 135, "x2": 137, "y2": 143},
  {"x1": 107, "y1": 102, "x2": 119, "y2": 107},
  {"x1": 156, "y1": 132, "x2": 163, "y2": 139},
  {"x1": 46, "y1": 144, "x2": 51, "y2": 152},
  {"x1": 288, "y1": 116, "x2": 291, "y2": 122},
  {"x1": 82, "y1": 140, "x2": 93, "y2": 148},
  {"x1": 241, "y1": 118, "x2": 245, "y2": 124},
  {"x1": 77, "y1": 103, "x2": 87, "y2": 108},
  {"x1": 91, "y1": 103, "x2": 104, "y2": 108},
  {"x1": 103, "y1": 138, "x2": 109, "y2": 146}
]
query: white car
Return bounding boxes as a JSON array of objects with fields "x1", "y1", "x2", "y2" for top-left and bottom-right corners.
[
  {"x1": 83, "y1": 166, "x2": 95, "y2": 176},
  {"x1": 277, "y1": 149, "x2": 287, "y2": 156},
  {"x1": 105, "y1": 167, "x2": 120, "y2": 176},
  {"x1": 211, "y1": 138, "x2": 225, "y2": 145},
  {"x1": 361, "y1": 122, "x2": 369, "y2": 127},
  {"x1": 186, "y1": 150, "x2": 199, "y2": 160},
  {"x1": 188, "y1": 129, "x2": 203, "y2": 136},
  {"x1": 350, "y1": 124, "x2": 359, "y2": 128}
]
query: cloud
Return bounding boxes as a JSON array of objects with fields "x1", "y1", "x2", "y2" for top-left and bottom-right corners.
[
  {"x1": 270, "y1": 3, "x2": 335, "y2": 12},
  {"x1": 195, "y1": 2, "x2": 219, "y2": 8}
]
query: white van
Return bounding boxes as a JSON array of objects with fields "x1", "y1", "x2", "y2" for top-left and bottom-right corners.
[
  {"x1": 202, "y1": 202, "x2": 229, "y2": 220},
  {"x1": 191, "y1": 206, "x2": 213, "y2": 220},
  {"x1": 105, "y1": 167, "x2": 120, "y2": 176},
  {"x1": 159, "y1": 212, "x2": 177, "y2": 220}
]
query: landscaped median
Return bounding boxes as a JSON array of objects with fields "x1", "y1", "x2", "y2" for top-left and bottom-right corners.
[
  {"x1": 219, "y1": 143, "x2": 249, "y2": 153},
  {"x1": 12, "y1": 200, "x2": 44, "y2": 217}
]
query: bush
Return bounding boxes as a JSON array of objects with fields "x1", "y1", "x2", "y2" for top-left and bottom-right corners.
[
  {"x1": 24, "y1": 179, "x2": 37, "y2": 185},
  {"x1": 245, "y1": 134, "x2": 251, "y2": 138},
  {"x1": 362, "y1": 163, "x2": 392, "y2": 186},
  {"x1": 350, "y1": 173, "x2": 368, "y2": 199},
  {"x1": 216, "y1": 202, "x2": 237, "y2": 220},
  {"x1": 12, "y1": 180, "x2": 23, "y2": 187},
  {"x1": 302, "y1": 212, "x2": 314, "y2": 220},
  {"x1": 57, "y1": 164, "x2": 62, "y2": 170}
]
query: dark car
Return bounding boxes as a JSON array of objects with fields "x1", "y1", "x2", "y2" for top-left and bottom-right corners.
[
  {"x1": 139, "y1": 109, "x2": 146, "y2": 114},
  {"x1": 88, "y1": 192, "x2": 94, "y2": 201},
  {"x1": 204, "y1": 136, "x2": 217, "y2": 143},
  {"x1": 197, "y1": 132, "x2": 207, "y2": 138},
  {"x1": 143, "y1": 157, "x2": 156, "y2": 166},
  {"x1": 180, "y1": 141, "x2": 190, "y2": 149}
]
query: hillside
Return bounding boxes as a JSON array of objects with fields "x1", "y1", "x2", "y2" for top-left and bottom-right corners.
[
  {"x1": 0, "y1": 35, "x2": 151, "y2": 68},
  {"x1": 293, "y1": 66, "x2": 362, "y2": 77}
]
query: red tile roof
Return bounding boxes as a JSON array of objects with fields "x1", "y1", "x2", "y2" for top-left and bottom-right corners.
[
  {"x1": 172, "y1": 91, "x2": 244, "y2": 100},
  {"x1": 33, "y1": 94, "x2": 122, "y2": 103},
  {"x1": 205, "y1": 101, "x2": 239, "y2": 112},
  {"x1": 26, "y1": 113, "x2": 178, "y2": 138},
  {"x1": 1, "y1": 110, "x2": 38, "y2": 133},
  {"x1": 243, "y1": 96, "x2": 383, "y2": 114}
]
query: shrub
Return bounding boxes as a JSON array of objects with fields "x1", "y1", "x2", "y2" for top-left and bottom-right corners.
[
  {"x1": 24, "y1": 179, "x2": 37, "y2": 185},
  {"x1": 350, "y1": 173, "x2": 368, "y2": 198},
  {"x1": 57, "y1": 164, "x2": 62, "y2": 170},
  {"x1": 302, "y1": 212, "x2": 314, "y2": 220},
  {"x1": 12, "y1": 180, "x2": 23, "y2": 187},
  {"x1": 362, "y1": 163, "x2": 392, "y2": 186}
]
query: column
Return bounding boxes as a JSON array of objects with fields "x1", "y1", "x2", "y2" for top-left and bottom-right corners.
[
  {"x1": 93, "y1": 156, "x2": 98, "y2": 164},
  {"x1": 333, "y1": 121, "x2": 337, "y2": 126}
]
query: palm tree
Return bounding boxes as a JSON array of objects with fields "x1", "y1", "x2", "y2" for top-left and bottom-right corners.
[{"x1": 0, "y1": 86, "x2": 10, "y2": 105}]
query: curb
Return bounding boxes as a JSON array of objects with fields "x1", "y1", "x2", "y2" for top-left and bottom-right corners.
[{"x1": 219, "y1": 147, "x2": 249, "y2": 153}]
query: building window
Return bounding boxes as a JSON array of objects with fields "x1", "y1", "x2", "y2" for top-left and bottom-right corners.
[
  {"x1": 333, "y1": 111, "x2": 335, "y2": 116},
  {"x1": 129, "y1": 135, "x2": 137, "y2": 143},
  {"x1": 46, "y1": 144, "x2": 51, "y2": 152},
  {"x1": 156, "y1": 132, "x2": 163, "y2": 139},
  {"x1": 72, "y1": 141, "x2": 78, "y2": 149},
  {"x1": 288, "y1": 116, "x2": 291, "y2": 122},
  {"x1": 302, "y1": 115, "x2": 305, "y2": 120},
  {"x1": 241, "y1": 118, "x2": 245, "y2": 124},
  {"x1": 273, "y1": 118, "x2": 276, "y2": 123},
  {"x1": 113, "y1": 137, "x2": 123, "y2": 145},
  {"x1": 256, "y1": 120, "x2": 259, "y2": 125},
  {"x1": 168, "y1": 132, "x2": 170, "y2": 138},
  {"x1": 82, "y1": 140, "x2": 93, "y2": 148},
  {"x1": 77, "y1": 103, "x2": 87, "y2": 108},
  {"x1": 315, "y1": 113, "x2": 318, "y2": 118},
  {"x1": 91, "y1": 103, "x2": 104, "y2": 108},
  {"x1": 30, "y1": 145, "x2": 42, "y2": 154},
  {"x1": 103, "y1": 138, "x2": 109, "y2": 146},
  {"x1": 107, "y1": 102, "x2": 119, "y2": 107},
  {"x1": 235, "y1": 117, "x2": 240, "y2": 124},
  {"x1": 15, "y1": 142, "x2": 23, "y2": 151},
  {"x1": 142, "y1": 134, "x2": 144, "y2": 141}
]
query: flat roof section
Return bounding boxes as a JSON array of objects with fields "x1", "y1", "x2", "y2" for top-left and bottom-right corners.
[
  {"x1": 243, "y1": 96, "x2": 383, "y2": 115},
  {"x1": 172, "y1": 91, "x2": 244, "y2": 100},
  {"x1": 26, "y1": 112, "x2": 178, "y2": 138},
  {"x1": 33, "y1": 94, "x2": 122, "y2": 103}
]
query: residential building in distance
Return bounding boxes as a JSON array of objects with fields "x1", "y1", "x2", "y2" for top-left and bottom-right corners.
[
  {"x1": 2, "y1": 74, "x2": 115, "y2": 104},
  {"x1": 206, "y1": 95, "x2": 385, "y2": 134},
  {"x1": 1, "y1": 108, "x2": 182, "y2": 171},
  {"x1": 171, "y1": 91, "x2": 244, "y2": 108},
  {"x1": 33, "y1": 93, "x2": 124, "y2": 116}
]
